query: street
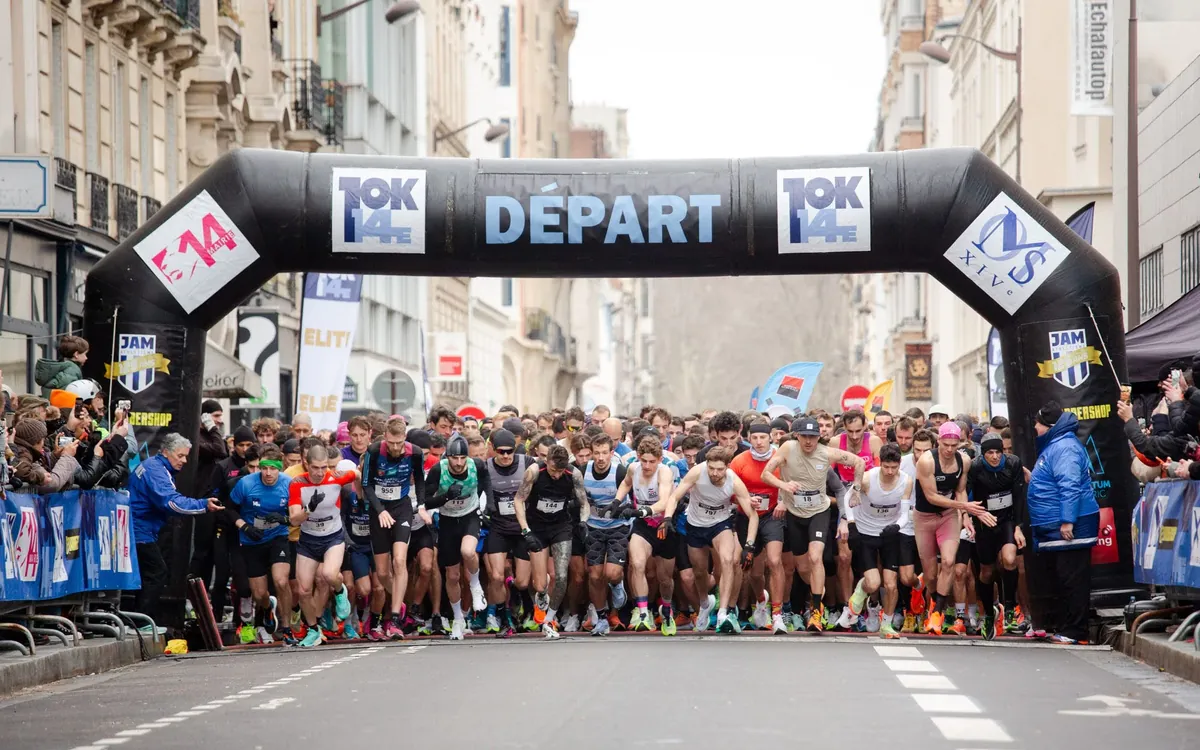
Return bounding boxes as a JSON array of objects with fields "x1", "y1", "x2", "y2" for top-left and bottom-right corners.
[{"x1": 2, "y1": 636, "x2": 1198, "y2": 750}]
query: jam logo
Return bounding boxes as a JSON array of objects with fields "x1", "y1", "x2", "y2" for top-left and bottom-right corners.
[
  {"x1": 106, "y1": 333, "x2": 171, "y2": 394},
  {"x1": 1038, "y1": 328, "x2": 1102, "y2": 389},
  {"x1": 134, "y1": 190, "x2": 260, "y2": 314}
]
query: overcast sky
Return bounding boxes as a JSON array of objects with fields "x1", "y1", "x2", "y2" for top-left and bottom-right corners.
[{"x1": 568, "y1": 0, "x2": 886, "y2": 159}]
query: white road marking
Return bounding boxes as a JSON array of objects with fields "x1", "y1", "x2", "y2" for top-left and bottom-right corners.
[
  {"x1": 136, "y1": 723, "x2": 170, "y2": 729},
  {"x1": 252, "y1": 697, "x2": 296, "y2": 711},
  {"x1": 69, "y1": 746, "x2": 105, "y2": 750},
  {"x1": 173, "y1": 710, "x2": 206, "y2": 717},
  {"x1": 930, "y1": 717, "x2": 1013, "y2": 742},
  {"x1": 873, "y1": 645, "x2": 923, "y2": 658},
  {"x1": 156, "y1": 717, "x2": 188, "y2": 723},
  {"x1": 911, "y1": 693, "x2": 982, "y2": 714},
  {"x1": 192, "y1": 703, "x2": 223, "y2": 709},
  {"x1": 208, "y1": 698, "x2": 237, "y2": 704},
  {"x1": 114, "y1": 729, "x2": 151, "y2": 736},
  {"x1": 896, "y1": 674, "x2": 957, "y2": 690},
  {"x1": 94, "y1": 739, "x2": 130, "y2": 746},
  {"x1": 884, "y1": 659, "x2": 938, "y2": 672}
]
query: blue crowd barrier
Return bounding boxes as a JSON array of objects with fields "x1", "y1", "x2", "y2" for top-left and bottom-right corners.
[
  {"x1": 1133, "y1": 479, "x2": 1200, "y2": 591},
  {"x1": 1, "y1": 489, "x2": 141, "y2": 602}
]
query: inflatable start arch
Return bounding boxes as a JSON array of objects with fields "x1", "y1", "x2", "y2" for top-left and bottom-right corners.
[{"x1": 83, "y1": 147, "x2": 1134, "y2": 589}]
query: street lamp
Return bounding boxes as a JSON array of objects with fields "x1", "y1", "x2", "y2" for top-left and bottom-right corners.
[
  {"x1": 316, "y1": 0, "x2": 421, "y2": 36},
  {"x1": 919, "y1": 22, "x2": 1022, "y2": 184},
  {"x1": 433, "y1": 118, "x2": 511, "y2": 153}
]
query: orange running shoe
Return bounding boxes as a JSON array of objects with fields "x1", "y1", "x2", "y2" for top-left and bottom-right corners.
[
  {"x1": 608, "y1": 608, "x2": 626, "y2": 632},
  {"x1": 910, "y1": 575, "x2": 926, "y2": 615},
  {"x1": 925, "y1": 610, "x2": 943, "y2": 636},
  {"x1": 533, "y1": 593, "x2": 549, "y2": 625},
  {"x1": 950, "y1": 617, "x2": 967, "y2": 636}
]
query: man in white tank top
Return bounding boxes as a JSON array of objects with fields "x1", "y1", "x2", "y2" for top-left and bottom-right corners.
[
  {"x1": 613, "y1": 437, "x2": 679, "y2": 634},
  {"x1": 644, "y1": 446, "x2": 757, "y2": 634},
  {"x1": 841, "y1": 444, "x2": 912, "y2": 638}
]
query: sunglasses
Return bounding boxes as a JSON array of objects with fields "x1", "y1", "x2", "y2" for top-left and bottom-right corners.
[
  {"x1": 566, "y1": 425, "x2": 580, "y2": 432},
  {"x1": 495, "y1": 448, "x2": 515, "y2": 456}
]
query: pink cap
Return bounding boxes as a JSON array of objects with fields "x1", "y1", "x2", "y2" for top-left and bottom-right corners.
[
  {"x1": 389, "y1": 414, "x2": 407, "y2": 423},
  {"x1": 938, "y1": 421, "x2": 962, "y2": 441},
  {"x1": 336, "y1": 421, "x2": 350, "y2": 442}
]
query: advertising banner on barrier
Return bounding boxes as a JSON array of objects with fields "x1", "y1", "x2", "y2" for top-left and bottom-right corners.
[
  {"x1": 296, "y1": 273, "x2": 363, "y2": 431},
  {"x1": 1132, "y1": 480, "x2": 1200, "y2": 590},
  {"x1": 1, "y1": 490, "x2": 140, "y2": 602}
]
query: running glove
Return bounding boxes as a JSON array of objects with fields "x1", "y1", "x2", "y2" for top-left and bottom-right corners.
[
  {"x1": 307, "y1": 488, "x2": 326, "y2": 513},
  {"x1": 241, "y1": 524, "x2": 265, "y2": 542},
  {"x1": 620, "y1": 505, "x2": 652, "y2": 520},
  {"x1": 522, "y1": 529, "x2": 545, "y2": 553},
  {"x1": 656, "y1": 520, "x2": 675, "y2": 541},
  {"x1": 445, "y1": 482, "x2": 465, "y2": 501},
  {"x1": 604, "y1": 499, "x2": 630, "y2": 519},
  {"x1": 741, "y1": 542, "x2": 755, "y2": 569},
  {"x1": 881, "y1": 523, "x2": 901, "y2": 537},
  {"x1": 263, "y1": 512, "x2": 289, "y2": 526}
]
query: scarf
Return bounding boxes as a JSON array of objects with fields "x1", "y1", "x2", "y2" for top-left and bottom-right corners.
[{"x1": 750, "y1": 444, "x2": 775, "y2": 462}]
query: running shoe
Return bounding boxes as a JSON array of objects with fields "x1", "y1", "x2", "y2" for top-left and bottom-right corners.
[
  {"x1": 610, "y1": 581, "x2": 628, "y2": 609},
  {"x1": 264, "y1": 595, "x2": 279, "y2": 633},
  {"x1": 297, "y1": 627, "x2": 323, "y2": 648},
  {"x1": 591, "y1": 616, "x2": 611, "y2": 636},
  {"x1": 675, "y1": 611, "x2": 692, "y2": 630},
  {"x1": 752, "y1": 598, "x2": 771, "y2": 630},
  {"x1": 659, "y1": 605, "x2": 677, "y2": 636},
  {"x1": 542, "y1": 619, "x2": 560, "y2": 639},
  {"x1": 851, "y1": 613, "x2": 868, "y2": 633},
  {"x1": 772, "y1": 613, "x2": 788, "y2": 634},
  {"x1": 866, "y1": 604, "x2": 881, "y2": 633},
  {"x1": 583, "y1": 604, "x2": 599, "y2": 631},
  {"x1": 806, "y1": 604, "x2": 826, "y2": 633},
  {"x1": 849, "y1": 579, "x2": 868, "y2": 616},
  {"x1": 1004, "y1": 607, "x2": 1020, "y2": 635},
  {"x1": 901, "y1": 611, "x2": 917, "y2": 633},
  {"x1": 238, "y1": 624, "x2": 257, "y2": 644},
  {"x1": 835, "y1": 605, "x2": 857, "y2": 630},
  {"x1": 523, "y1": 616, "x2": 540, "y2": 632},
  {"x1": 497, "y1": 621, "x2": 515, "y2": 638},
  {"x1": 1013, "y1": 604, "x2": 1027, "y2": 629},
  {"x1": 608, "y1": 608, "x2": 625, "y2": 632},
  {"x1": 909, "y1": 575, "x2": 926, "y2": 615},
  {"x1": 981, "y1": 613, "x2": 997, "y2": 641},
  {"x1": 383, "y1": 618, "x2": 405, "y2": 641},
  {"x1": 1047, "y1": 633, "x2": 1083, "y2": 645},
  {"x1": 879, "y1": 618, "x2": 900, "y2": 639},
  {"x1": 631, "y1": 610, "x2": 653, "y2": 632},
  {"x1": 343, "y1": 619, "x2": 360, "y2": 640},
  {"x1": 254, "y1": 626, "x2": 275, "y2": 644},
  {"x1": 925, "y1": 610, "x2": 944, "y2": 636},
  {"x1": 290, "y1": 607, "x2": 302, "y2": 629},
  {"x1": 695, "y1": 595, "x2": 716, "y2": 633},
  {"x1": 716, "y1": 612, "x2": 742, "y2": 634},
  {"x1": 484, "y1": 613, "x2": 501, "y2": 633},
  {"x1": 533, "y1": 592, "x2": 550, "y2": 625},
  {"x1": 450, "y1": 618, "x2": 466, "y2": 641},
  {"x1": 334, "y1": 585, "x2": 352, "y2": 621},
  {"x1": 367, "y1": 616, "x2": 386, "y2": 641},
  {"x1": 558, "y1": 613, "x2": 577, "y2": 633},
  {"x1": 1025, "y1": 627, "x2": 1048, "y2": 640},
  {"x1": 966, "y1": 617, "x2": 980, "y2": 636},
  {"x1": 950, "y1": 617, "x2": 967, "y2": 636},
  {"x1": 430, "y1": 615, "x2": 448, "y2": 636},
  {"x1": 469, "y1": 578, "x2": 488, "y2": 612}
]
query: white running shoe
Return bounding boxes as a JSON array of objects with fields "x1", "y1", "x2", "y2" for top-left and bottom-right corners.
[
  {"x1": 485, "y1": 613, "x2": 500, "y2": 633},
  {"x1": 542, "y1": 621, "x2": 561, "y2": 639},
  {"x1": 450, "y1": 618, "x2": 466, "y2": 641},
  {"x1": 584, "y1": 603, "x2": 599, "y2": 631},
  {"x1": 469, "y1": 578, "x2": 487, "y2": 612},
  {"x1": 695, "y1": 594, "x2": 716, "y2": 632},
  {"x1": 562, "y1": 614, "x2": 581, "y2": 633},
  {"x1": 751, "y1": 599, "x2": 771, "y2": 630},
  {"x1": 866, "y1": 604, "x2": 881, "y2": 633},
  {"x1": 591, "y1": 616, "x2": 611, "y2": 636},
  {"x1": 835, "y1": 605, "x2": 857, "y2": 630},
  {"x1": 772, "y1": 613, "x2": 788, "y2": 634},
  {"x1": 255, "y1": 626, "x2": 275, "y2": 644},
  {"x1": 610, "y1": 581, "x2": 628, "y2": 610},
  {"x1": 893, "y1": 611, "x2": 905, "y2": 631}
]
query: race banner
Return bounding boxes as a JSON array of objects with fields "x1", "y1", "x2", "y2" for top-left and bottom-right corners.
[
  {"x1": 987, "y1": 327, "x2": 1008, "y2": 420},
  {"x1": 865, "y1": 380, "x2": 894, "y2": 418},
  {"x1": 296, "y1": 273, "x2": 363, "y2": 432},
  {"x1": 237, "y1": 309, "x2": 281, "y2": 408},
  {"x1": 904, "y1": 343, "x2": 932, "y2": 402},
  {"x1": 758, "y1": 362, "x2": 823, "y2": 415},
  {"x1": 1, "y1": 490, "x2": 140, "y2": 602},
  {"x1": 1070, "y1": 0, "x2": 1114, "y2": 116}
]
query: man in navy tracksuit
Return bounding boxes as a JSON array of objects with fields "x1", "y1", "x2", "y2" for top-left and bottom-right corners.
[{"x1": 1027, "y1": 401, "x2": 1099, "y2": 645}]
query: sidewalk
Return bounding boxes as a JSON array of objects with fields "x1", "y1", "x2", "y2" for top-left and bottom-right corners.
[
  {"x1": 0, "y1": 633, "x2": 163, "y2": 699},
  {"x1": 1117, "y1": 628, "x2": 1200, "y2": 685}
]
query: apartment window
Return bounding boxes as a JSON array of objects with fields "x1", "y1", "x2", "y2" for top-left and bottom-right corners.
[
  {"x1": 536, "y1": 114, "x2": 541, "y2": 141},
  {"x1": 1183, "y1": 226, "x2": 1200, "y2": 295},
  {"x1": 501, "y1": 278, "x2": 514, "y2": 306},
  {"x1": 499, "y1": 6, "x2": 511, "y2": 86},
  {"x1": 165, "y1": 93, "x2": 177, "y2": 196},
  {"x1": 84, "y1": 43, "x2": 99, "y2": 172},
  {"x1": 1140, "y1": 247, "x2": 1163, "y2": 320},
  {"x1": 908, "y1": 69, "x2": 924, "y2": 119},
  {"x1": 112, "y1": 61, "x2": 127, "y2": 185},
  {"x1": 499, "y1": 117, "x2": 511, "y2": 158},
  {"x1": 51, "y1": 22, "x2": 66, "y2": 158},
  {"x1": 139, "y1": 76, "x2": 153, "y2": 197}
]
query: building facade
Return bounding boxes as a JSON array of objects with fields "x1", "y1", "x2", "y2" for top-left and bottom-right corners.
[{"x1": 516, "y1": 0, "x2": 575, "y2": 158}]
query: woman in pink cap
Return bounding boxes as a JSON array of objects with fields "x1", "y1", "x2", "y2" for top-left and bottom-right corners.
[{"x1": 912, "y1": 420, "x2": 996, "y2": 635}]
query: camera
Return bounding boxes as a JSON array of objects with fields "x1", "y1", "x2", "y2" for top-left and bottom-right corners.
[
  {"x1": 116, "y1": 399, "x2": 132, "y2": 413},
  {"x1": 58, "y1": 435, "x2": 73, "y2": 447}
]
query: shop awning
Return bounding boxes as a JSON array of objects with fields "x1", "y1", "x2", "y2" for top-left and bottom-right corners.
[{"x1": 203, "y1": 342, "x2": 262, "y2": 399}]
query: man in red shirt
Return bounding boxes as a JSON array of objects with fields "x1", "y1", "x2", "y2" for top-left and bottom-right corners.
[{"x1": 729, "y1": 423, "x2": 788, "y2": 634}]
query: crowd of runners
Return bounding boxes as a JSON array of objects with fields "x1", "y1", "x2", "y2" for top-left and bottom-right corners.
[{"x1": 208, "y1": 402, "x2": 1038, "y2": 646}]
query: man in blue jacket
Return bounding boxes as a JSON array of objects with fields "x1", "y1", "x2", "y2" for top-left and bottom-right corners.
[
  {"x1": 128, "y1": 433, "x2": 220, "y2": 630},
  {"x1": 1027, "y1": 401, "x2": 1099, "y2": 644}
]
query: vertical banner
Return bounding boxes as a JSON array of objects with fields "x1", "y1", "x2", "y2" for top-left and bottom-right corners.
[
  {"x1": 237, "y1": 309, "x2": 281, "y2": 408},
  {"x1": 903, "y1": 343, "x2": 932, "y2": 402},
  {"x1": 429, "y1": 331, "x2": 468, "y2": 383},
  {"x1": 101, "y1": 323, "x2": 191, "y2": 457},
  {"x1": 987, "y1": 327, "x2": 1008, "y2": 419},
  {"x1": 41, "y1": 491, "x2": 84, "y2": 599},
  {"x1": 749, "y1": 386, "x2": 760, "y2": 410},
  {"x1": 865, "y1": 380, "x2": 894, "y2": 418},
  {"x1": 1070, "y1": 0, "x2": 1114, "y2": 116},
  {"x1": 296, "y1": 273, "x2": 363, "y2": 431},
  {"x1": 758, "y1": 362, "x2": 824, "y2": 414}
]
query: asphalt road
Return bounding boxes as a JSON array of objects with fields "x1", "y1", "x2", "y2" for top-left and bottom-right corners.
[{"x1": 2, "y1": 635, "x2": 1199, "y2": 750}]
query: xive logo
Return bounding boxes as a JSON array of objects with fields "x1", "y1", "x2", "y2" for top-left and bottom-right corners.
[
  {"x1": 776, "y1": 167, "x2": 872, "y2": 253},
  {"x1": 331, "y1": 168, "x2": 426, "y2": 254}
]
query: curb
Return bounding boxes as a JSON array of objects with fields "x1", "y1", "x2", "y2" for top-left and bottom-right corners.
[
  {"x1": 1116, "y1": 631, "x2": 1200, "y2": 685},
  {"x1": 0, "y1": 636, "x2": 164, "y2": 699}
]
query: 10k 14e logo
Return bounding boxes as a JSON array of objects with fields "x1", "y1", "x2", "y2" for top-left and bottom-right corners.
[
  {"x1": 776, "y1": 167, "x2": 871, "y2": 253},
  {"x1": 331, "y1": 168, "x2": 426, "y2": 254}
]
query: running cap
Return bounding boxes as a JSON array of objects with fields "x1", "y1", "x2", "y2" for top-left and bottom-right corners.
[
  {"x1": 445, "y1": 435, "x2": 469, "y2": 457},
  {"x1": 980, "y1": 434, "x2": 1004, "y2": 454},
  {"x1": 929, "y1": 403, "x2": 950, "y2": 418},
  {"x1": 792, "y1": 417, "x2": 820, "y2": 436},
  {"x1": 490, "y1": 428, "x2": 517, "y2": 449},
  {"x1": 282, "y1": 438, "x2": 301, "y2": 455},
  {"x1": 335, "y1": 458, "x2": 358, "y2": 473},
  {"x1": 502, "y1": 417, "x2": 525, "y2": 437},
  {"x1": 937, "y1": 421, "x2": 962, "y2": 441},
  {"x1": 769, "y1": 418, "x2": 792, "y2": 433}
]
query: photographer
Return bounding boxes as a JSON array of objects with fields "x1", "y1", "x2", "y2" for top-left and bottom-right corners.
[{"x1": 1117, "y1": 362, "x2": 1200, "y2": 464}]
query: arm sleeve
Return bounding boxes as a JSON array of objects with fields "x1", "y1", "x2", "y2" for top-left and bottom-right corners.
[
  {"x1": 410, "y1": 448, "x2": 425, "y2": 501},
  {"x1": 1054, "y1": 444, "x2": 1090, "y2": 525},
  {"x1": 197, "y1": 426, "x2": 228, "y2": 463},
  {"x1": 148, "y1": 461, "x2": 209, "y2": 515},
  {"x1": 475, "y1": 459, "x2": 491, "y2": 499},
  {"x1": 1011, "y1": 457, "x2": 1029, "y2": 527},
  {"x1": 423, "y1": 463, "x2": 443, "y2": 505},
  {"x1": 826, "y1": 469, "x2": 846, "y2": 506}
]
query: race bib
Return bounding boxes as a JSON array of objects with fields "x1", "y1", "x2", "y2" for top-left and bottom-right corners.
[
  {"x1": 698, "y1": 502, "x2": 722, "y2": 518},
  {"x1": 794, "y1": 491, "x2": 823, "y2": 509},
  {"x1": 751, "y1": 494, "x2": 770, "y2": 512},
  {"x1": 351, "y1": 522, "x2": 371, "y2": 537},
  {"x1": 443, "y1": 494, "x2": 471, "y2": 512},
  {"x1": 377, "y1": 485, "x2": 402, "y2": 501},
  {"x1": 498, "y1": 498, "x2": 516, "y2": 516},
  {"x1": 537, "y1": 497, "x2": 566, "y2": 514},
  {"x1": 307, "y1": 517, "x2": 333, "y2": 534},
  {"x1": 986, "y1": 492, "x2": 1013, "y2": 511},
  {"x1": 252, "y1": 517, "x2": 277, "y2": 530},
  {"x1": 870, "y1": 503, "x2": 897, "y2": 516}
]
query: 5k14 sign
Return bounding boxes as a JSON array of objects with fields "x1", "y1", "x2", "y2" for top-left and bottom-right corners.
[{"x1": 296, "y1": 274, "x2": 362, "y2": 431}]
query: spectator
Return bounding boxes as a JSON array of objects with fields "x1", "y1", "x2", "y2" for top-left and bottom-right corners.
[
  {"x1": 128, "y1": 433, "x2": 221, "y2": 632},
  {"x1": 10, "y1": 418, "x2": 79, "y2": 492},
  {"x1": 197, "y1": 400, "x2": 228, "y2": 495},
  {"x1": 1026, "y1": 400, "x2": 1099, "y2": 645},
  {"x1": 34, "y1": 334, "x2": 89, "y2": 398}
]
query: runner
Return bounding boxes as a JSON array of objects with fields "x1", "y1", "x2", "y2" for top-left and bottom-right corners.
[
  {"x1": 613, "y1": 436, "x2": 678, "y2": 633},
  {"x1": 831, "y1": 409, "x2": 881, "y2": 631},
  {"x1": 898, "y1": 428, "x2": 935, "y2": 632},
  {"x1": 913, "y1": 421, "x2": 996, "y2": 635},
  {"x1": 338, "y1": 468, "x2": 376, "y2": 640},
  {"x1": 872, "y1": 410, "x2": 893, "y2": 442},
  {"x1": 512, "y1": 444, "x2": 590, "y2": 638},
  {"x1": 968, "y1": 433, "x2": 1027, "y2": 640},
  {"x1": 227, "y1": 444, "x2": 293, "y2": 643},
  {"x1": 288, "y1": 445, "x2": 359, "y2": 648},
  {"x1": 580, "y1": 433, "x2": 630, "y2": 636},
  {"x1": 729, "y1": 423, "x2": 789, "y2": 634},
  {"x1": 423, "y1": 435, "x2": 490, "y2": 640},
  {"x1": 760, "y1": 416, "x2": 864, "y2": 632},
  {"x1": 482, "y1": 428, "x2": 535, "y2": 637},
  {"x1": 842, "y1": 444, "x2": 911, "y2": 638},
  {"x1": 359, "y1": 417, "x2": 426, "y2": 640},
  {"x1": 696, "y1": 411, "x2": 748, "y2": 463}
]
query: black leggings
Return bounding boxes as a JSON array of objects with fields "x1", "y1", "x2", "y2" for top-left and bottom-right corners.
[{"x1": 191, "y1": 521, "x2": 250, "y2": 624}]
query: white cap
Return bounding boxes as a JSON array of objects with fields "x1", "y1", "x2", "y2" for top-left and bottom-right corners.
[
  {"x1": 766, "y1": 404, "x2": 794, "y2": 421},
  {"x1": 929, "y1": 403, "x2": 950, "y2": 417},
  {"x1": 335, "y1": 458, "x2": 357, "y2": 474},
  {"x1": 65, "y1": 379, "x2": 101, "y2": 401}
]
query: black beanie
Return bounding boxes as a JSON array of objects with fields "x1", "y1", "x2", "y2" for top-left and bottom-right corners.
[
  {"x1": 490, "y1": 428, "x2": 517, "y2": 449},
  {"x1": 233, "y1": 425, "x2": 255, "y2": 444},
  {"x1": 980, "y1": 433, "x2": 1004, "y2": 454},
  {"x1": 202, "y1": 399, "x2": 222, "y2": 414},
  {"x1": 502, "y1": 417, "x2": 525, "y2": 437},
  {"x1": 1036, "y1": 400, "x2": 1064, "y2": 427},
  {"x1": 769, "y1": 418, "x2": 791, "y2": 433}
]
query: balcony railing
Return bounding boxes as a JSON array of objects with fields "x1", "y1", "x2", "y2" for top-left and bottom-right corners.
[
  {"x1": 286, "y1": 59, "x2": 327, "y2": 135},
  {"x1": 173, "y1": 0, "x2": 200, "y2": 29},
  {"x1": 142, "y1": 195, "x2": 162, "y2": 223},
  {"x1": 324, "y1": 80, "x2": 345, "y2": 147},
  {"x1": 114, "y1": 184, "x2": 139, "y2": 241},
  {"x1": 89, "y1": 173, "x2": 110, "y2": 234},
  {"x1": 55, "y1": 157, "x2": 77, "y2": 192},
  {"x1": 53, "y1": 158, "x2": 77, "y2": 226},
  {"x1": 524, "y1": 307, "x2": 569, "y2": 359},
  {"x1": 271, "y1": 36, "x2": 283, "y2": 61}
]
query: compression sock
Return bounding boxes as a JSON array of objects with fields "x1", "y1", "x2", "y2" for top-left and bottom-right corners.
[
  {"x1": 955, "y1": 603, "x2": 966, "y2": 619},
  {"x1": 451, "y1": 601, "x2": 464, "y2": 621},
  {"x1": 977, "y1": 572, "x2": 995, "y2": 612},
  {"x1": 811, "y1": 592, "x2": 823, "y2": 611},
  {"x1": 635, "y1": 596, "x2": 649, "y2": 615},
  {"x1": 934, "y1": 593, "x2": 948, "y2": 612},
  {"x1": 771, "y1": 601, "x2": 782, "y2": 617},
  {"x1": 1001, "y1": 568, "x2": 1019, "y2": 609}
]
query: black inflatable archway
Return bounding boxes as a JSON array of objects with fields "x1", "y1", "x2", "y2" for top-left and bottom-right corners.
[{"x1": 83, "y1": 147, "x2": 1133, "y2": 589}]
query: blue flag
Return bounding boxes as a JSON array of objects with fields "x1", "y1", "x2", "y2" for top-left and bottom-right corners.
[
  {"x1": 1064, "y1": 202, "x2": 1095, "y2": 244},
  {"x1": 758, "y1": 362, "x2": 824, "y2": 415},
  {"x1": 748, "y1": 386, "x2": 759, "y2": 410}
]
